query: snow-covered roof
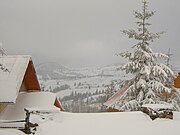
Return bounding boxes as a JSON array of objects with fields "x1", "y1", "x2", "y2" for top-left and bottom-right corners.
[
  {"x1": 103, "y1": 85, "x2": 128, "y2": 107},
  {"x1": 142, "y1": 104, "x2": 174, "y2": 111},
  {"x1": 0, "y1": 55, "x2": 31, "y2": 103},
  {"x1": 0, "y1": 92, "x2": 60, "y2": 122}
]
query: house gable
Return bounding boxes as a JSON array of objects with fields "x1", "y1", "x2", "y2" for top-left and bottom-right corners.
[
  {"x1": 23, "y1": 60, "x2": 40, "y2": 91},
  {"x1": 0, "y1": 55, "x2": 63, "y2": 112}
]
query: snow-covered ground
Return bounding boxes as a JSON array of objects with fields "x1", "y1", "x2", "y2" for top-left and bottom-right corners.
[
  {"x1": 1, "y1": 110, "x2": 180, "y2": 135},
  {"x1": 0, "y1": 129, "x2": 26, "y2": 135},
  {"x1": 37, "y1": 62, "x2": 130, "y2": 96},
  {"x1": 34, "y1": 111, "x2": 180, "y2": 135},
  {"x1": 1, "y1": 86, "x2": 180, "y2": 135},
  {"x1": 55, "y1": 76, "x2": 121, "y2": 98}
]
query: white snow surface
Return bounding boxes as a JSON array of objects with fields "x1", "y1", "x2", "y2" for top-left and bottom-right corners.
[
  {"x1": 35, "y1": 111, "x2": 180, "y2": 135},
  {"x1": 142, "y1": 104, "x2": 174, "y2": 110},
  {"x1": 38, "y1": 63, "x2": 133, "y2": 98},
  {"x1": 0, "y1": 129, "x2": 25, "y2": 135}
]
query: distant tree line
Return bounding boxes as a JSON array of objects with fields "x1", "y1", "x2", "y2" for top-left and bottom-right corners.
[
  {"x1": 60, "y1": 90, "x2": 107, "y2": 113},
  {"x1": 51, "y1": 84, "x2": 70, "y2": 93}
]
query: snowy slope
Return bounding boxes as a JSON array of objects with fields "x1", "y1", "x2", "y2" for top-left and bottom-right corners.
[
  {"x1": 36, "y1": 62, "x2": 132, "y2": 112},
  {"x1": 36, "y1": 62, "x2": 84, "y2": 80},
  {"x1": 36, "y1": 62, "x2": 129, "y2": 95},
  {"x1": 0, "y1": 129, "x2": 26, "y2": 135}
]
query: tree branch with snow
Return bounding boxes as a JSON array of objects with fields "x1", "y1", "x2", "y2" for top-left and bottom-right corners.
[{"x1": 113, "y1": 0, "x2": 179, "y2": 111}]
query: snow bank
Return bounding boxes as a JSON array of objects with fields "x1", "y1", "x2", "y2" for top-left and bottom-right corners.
[
  {"x1": 0, "y1": 129, "x2": 25, "y2": 135},
  {"x1": 34, "y1": 111, "x2": 180, "y2": 135}
]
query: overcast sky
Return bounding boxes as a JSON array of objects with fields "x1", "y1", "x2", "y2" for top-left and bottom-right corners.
[{"x1": 0, "y1": 0, "x2": 180, "y2": 68}]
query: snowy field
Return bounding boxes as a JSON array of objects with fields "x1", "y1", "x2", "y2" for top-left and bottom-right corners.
[
  {"x1": 37, "y1": 63, "x2": 131, "y2": 98},
  {"x1": 55, "y1": 76, "x2": 120, "y2": 98},
  {"x1": 0, "y1": 129, "x2": 26, "y2": 135},
  {"x1": 1, "y1": 110, "x2": 180, "y2": 135},
  {"x1": 34, "y1": 111, "x2": 180, "y2": 135},
  {"x1": 1, "y1": 92, "x2": 180, "y2": 135}
]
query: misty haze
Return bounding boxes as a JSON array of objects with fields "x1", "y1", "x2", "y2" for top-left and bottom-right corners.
[{"x1": 0, "y1": 0, "x2": 180, "y2": 68}]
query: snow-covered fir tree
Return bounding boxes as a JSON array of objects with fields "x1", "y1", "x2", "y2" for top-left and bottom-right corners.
[
  {"x1": 105, "y1": 80, "x2": 117, "y2": 99},
  {"x1": 113, "y1": 0, "x2": 180, "y2": 111}
]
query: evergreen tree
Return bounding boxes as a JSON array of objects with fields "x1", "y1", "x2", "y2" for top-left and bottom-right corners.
[
  {"x1": 105, "y1": 80, "x2": 116, "y2": 99},
  {"x1": 113, "y1": 0, "x2": 178, "y2": 111}
]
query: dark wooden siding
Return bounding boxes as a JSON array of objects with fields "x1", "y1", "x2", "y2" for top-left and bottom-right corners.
[
  {"x1": 23, "y1": 60, "x2": 41, "y2": 91},
  {"x1": 174, "y1": 73, "x2": 180, "y2": 88}
]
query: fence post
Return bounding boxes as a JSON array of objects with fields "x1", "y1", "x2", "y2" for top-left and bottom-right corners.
[{"x1": 24, "y1": 108, "x2": 31, "y2": 134}]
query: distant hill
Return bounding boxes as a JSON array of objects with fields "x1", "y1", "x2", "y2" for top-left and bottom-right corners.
[{"x1": 36, "y1": 62, "x2": 84, "y2": 80}]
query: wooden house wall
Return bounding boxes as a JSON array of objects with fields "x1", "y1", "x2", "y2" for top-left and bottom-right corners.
[
  {"x1": 23, "y1": 60, "x2": 41, "y2": 91},
  {"x1": 174, "y1": 73, "x2": 180, "y2": 88},
  {"x1": 0, "y1": 104, "x2": 7, "y2": 113},
  {"x1": 20, "y1": 82, "x2": 27, "y2": 92},
  {"x1": 106, "y1": 107, "x2": 120, "y2": 112}
]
